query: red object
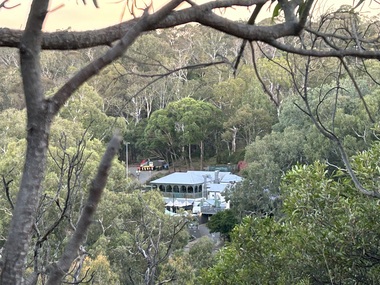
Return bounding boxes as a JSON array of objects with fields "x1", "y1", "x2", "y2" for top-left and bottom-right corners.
[{"x1": 237, "y1": 161, "x2": 248, "y2": 171}]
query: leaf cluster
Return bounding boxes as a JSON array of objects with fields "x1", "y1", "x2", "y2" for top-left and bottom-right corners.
[{"x1": 202, "y1": 141, "x2": 380, "y2": 284}]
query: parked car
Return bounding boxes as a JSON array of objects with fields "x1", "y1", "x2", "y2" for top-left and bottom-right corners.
[{"x1": 137, "y1": 158, "x2": 169, "y2": 171}]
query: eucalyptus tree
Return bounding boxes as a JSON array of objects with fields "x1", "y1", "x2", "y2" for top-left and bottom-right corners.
[
  {"x1": 88, "y1": 190, "x2": 189, "y2": 285},
  {"x1": 159, "y1": 236, "x2": 215, "y2": 285},
  {"x1": 143, "y1": 107, "x2": 179, "y2": 164},
  {"x1": 0, "y1": 50, "x2": 24, "y2": 111},
  {"x1": 247, "y1": 3, "x2": 380, "y2": 200},
  {"x1": 235, "y1": 86, "x2": 380, "y2": 218},
  {"x1": 144, "y1": 97, "x2": 222, "y2": 169},
  {"x1": 201, "y1": 141, "x2": 380, "y2": 284},
  {"x1": 215, "y1": 65, "x2": 277, "y2": 154},
  {"x1": 1, "y1": 0, "x2": 380, "y2": 284},
  {"x1": 0, "y1": 102, "x2": 127, "y2": 284}
]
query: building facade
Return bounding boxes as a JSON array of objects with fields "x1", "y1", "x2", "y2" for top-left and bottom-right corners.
[{"x1": 150, "y1": 170, "x2": 242, "y2": 214}]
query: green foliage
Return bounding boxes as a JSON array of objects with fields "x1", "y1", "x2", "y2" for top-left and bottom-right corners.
[
  {"x1": 0, "y1": 109, "x2": 26, "y2": 149},
  {"x1": 2, "y1": 20, "x2": 380, "y2": 285},
  {"x1": 240, "y1": 83, "x2": 380, "y2": 217},
  {"x1": 144, "y1": 107, "x2": 177, "y2": 160},
  {"x1": 0, "y1": 51, "x2": 24, "y2": 110},
  {"x1": 200, "y1": 216, "x2": 298, "y2": 285},
  {"x1": 56, "y1": 83, "x2": 126, "y2": 141},
  {"x1": 215, "y1": 65, "x2": 278, "y2": 150},
  {"x1": 144, "y1": 97, "x2": 222, "y2": 162},
  {"x1": 0, "y1": 92, "x2": 128, "y2": 272},
  {"x1": 227, "y1": 178, "x2": 281, "y2": 221},
  {"x1": 202, "y1": 142, "x2": 380, "y2": 284},
  {"x1": 242, "y1": 125, "x2": 307, "y2": 209},
  {"x1": 207, "y1": 209, "x2": 238, "y2": 240},
  {"x1": 82, "y1": 254, "x2": 120, "y2": 284},
  {"x1": 89, "y1": 190, "x2": 190, "y2": 284},
  {"x1": 159, "y1": 236, "x2": 215, "y2": 285}
]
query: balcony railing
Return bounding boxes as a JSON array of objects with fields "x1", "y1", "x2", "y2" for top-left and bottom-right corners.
[{"x1": 162, "y1": 192, "x2": 203, "y2": 199}]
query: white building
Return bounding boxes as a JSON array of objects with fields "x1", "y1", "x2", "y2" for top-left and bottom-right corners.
[{"x1": 150, "y1": 170, "x2": 242, "y2": 214}]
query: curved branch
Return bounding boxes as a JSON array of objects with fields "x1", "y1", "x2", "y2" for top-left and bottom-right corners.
[
  {"x1": 340, "y1": 58, "x2": 375, "y2": 123},
  {"x1": 302, "y1": 91, "x2": 380, "y2": 198},
  {"x1": 266, "y1": 38, "x2": 380, "y2": 59},
  {"x1": 0, "y1": 0, "x2": 302, "y2": 50},
  {"x1": 302, "y1": 75, "x2": 380, "y2": 198},
  {"x1": 250, "y1": 42, "x2": 280, "y2": 108},
  {"x1": 2, "y1": 176, "x2": 13, "y2": 210},
  {"x1": 277, "y1": 31, "x2": 380, "y2": 198},
  {"x1": 335, "y1": 138, "x2": 380, "y2": 198},
  {"x1": 0, "y1": 0, "x2": 20, "y2": 9}
]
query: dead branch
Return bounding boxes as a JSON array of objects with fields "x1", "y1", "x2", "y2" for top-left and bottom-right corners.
[
  {"x1": 299, "y1": 58, "x2": 380, "y2": 199},
  {"x1": 45, "y1": 134, "x2": 121, "y2": 284},
  {"x1": 2, "y1": 176, "x2": 13, "y2": 210},
  {"x1": 233, "y1": 2, "x2": 265, "y2": 75},
  {"x1": 0, "y1": 0, "x2": 20, "y2": 9},
  {"x1": 340, "y1": 58, "x2": 375, "y2": 123},
  {"x1": 249, "y1": 42, "x2": 280, "y2": 108},
  {"x1": 0, "y1": 0, "x2": 319, "y2": 51}
]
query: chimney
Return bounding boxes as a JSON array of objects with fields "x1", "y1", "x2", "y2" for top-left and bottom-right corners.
[{"x1": 214, "y1": 170, "x2": 220, "y2": 184}]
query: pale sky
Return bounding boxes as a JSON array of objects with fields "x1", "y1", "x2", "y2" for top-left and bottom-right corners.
[{"x1": 0, "y1": 0, "x2": 378, "y2": 32}]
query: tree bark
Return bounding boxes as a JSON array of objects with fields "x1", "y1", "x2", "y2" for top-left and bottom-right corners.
[
  {"x1": 200, "y1": 140, "x2": 204, "y2": 170},
  {"x1": 1, "y1": 1, "x2": 312, "y2": 52},
  {"x1": 0, "y1": 0, "x2": 51, "y2": 284}
]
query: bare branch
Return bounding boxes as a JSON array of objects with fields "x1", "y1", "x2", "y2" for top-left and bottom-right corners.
[
  {"x1": 266, "y1": 37, "x2": 380, "y2": 59},
  {"x1": 48, "y1": 0, "x2": 185, "y2": 115},
  {"x1": 0, "y1": 0, "x2": 20, "y2": 9},
  {"x1": 340, "y1": 58, "x2": 375, "y2": 123},
  {"x1": 233, "y1": 1, "x2": 265, "y2": 75},
  {"x1": 45, "y1": 134, "x2": 122, "y2": 285},
  {"x1": 299, "y1": 61, "x2": 380, "y2": 198},
  {"x1": 124, "y1": 60, "x2": 229, "y2": 78},
  {"x1": 2, "y1": 176, "x2": 13, "y2": 210},
  {"x1": 335, "y1": 138, "x2": 380, "y2": 198},
  {"x1": 106, "y1": 59, "x2": 229, "y2": 122},
  {"x1": 249, "y1": 42, "x2": 280, "y2": 108}
]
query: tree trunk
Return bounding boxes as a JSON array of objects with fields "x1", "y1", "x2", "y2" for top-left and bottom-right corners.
[
  {"x1": 0, "y1": 0, "x2": 51, "y2": 283},
  {"x1": 200, "y1": 140, "x2": 204, "y2": 170},
  {"x1": 231, "y1": 126, "x2": 238, "y2": 153},
  {"x1": 188, "y1": 143, "x2": 193, "y2": 169},
  {"x1": 0, "y1": 113, "x2": 51, "y2": 284}
]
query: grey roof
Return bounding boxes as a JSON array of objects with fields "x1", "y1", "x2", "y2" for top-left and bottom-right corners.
[
  {"x1": 187, "y1": 171, "x2": 242, "y2": 183},
  {"x1": 150, "y1": 172, "x2": 204, "y2": 185},
  {"x1": 207, "y1": 183, "x2": 229, "y2": 192},
  {"x1": 220, "y1": 173, "x2": 242, "y2": 183},
  {"x1": 150, "y1": 171, "x2": 242, "y2": 185}
]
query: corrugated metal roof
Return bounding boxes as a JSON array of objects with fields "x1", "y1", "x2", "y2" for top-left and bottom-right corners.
[
  {"x1": 150, "y1": 172, "x2": 204, "y2": 185},
  {"x1": 150, "y1": 171, "x2": 242, "y2": 185}
]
